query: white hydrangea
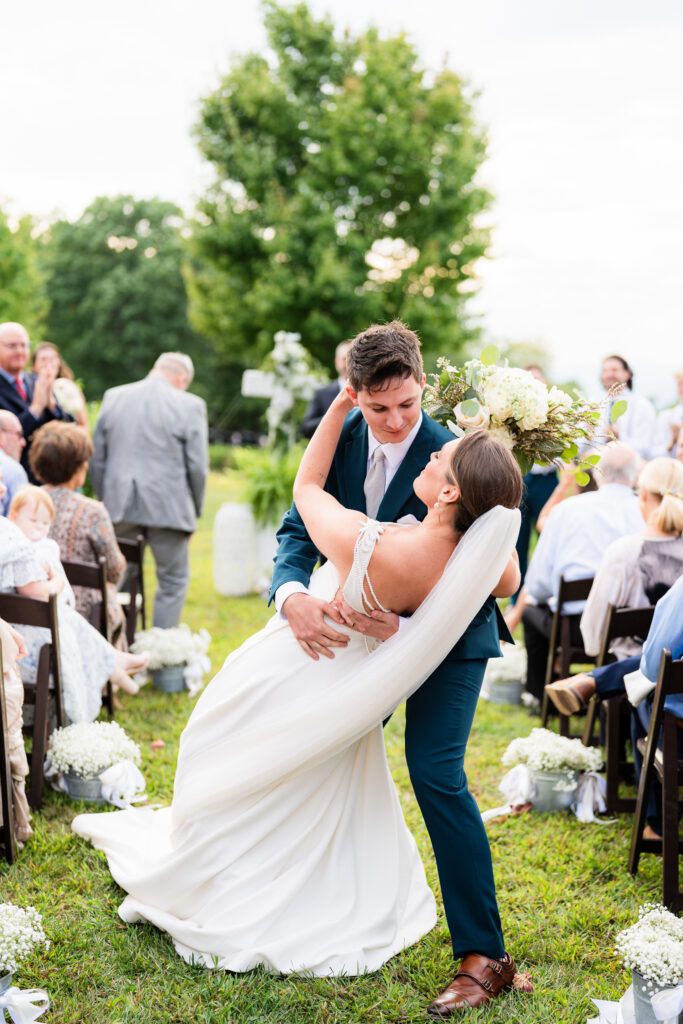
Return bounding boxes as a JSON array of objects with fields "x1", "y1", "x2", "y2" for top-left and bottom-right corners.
[
  {"x1": 502, "y1": 727, "x2": 603, "y2": 772},
  {"x1": 0, "y1": 904, "x2": 49, "y2": 974},
  {"x1": 483, "y1": 368, "x2": 549, "y2": 430},
  {"x1": 48, "y1": 721, "x2": 141, "y2": 778},
  {"x1": 131, "y1": 625, "x2": 211, "y2": 670},
  {"x1": 487, "y1": 425, "x2": 516, "y2": 451},
  {"x1": 615, "y1": 904, "x2": 683, "y2": 989}
]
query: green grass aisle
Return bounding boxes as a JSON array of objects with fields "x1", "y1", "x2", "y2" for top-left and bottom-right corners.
[{"x1": 1, "y1": 472, "x2": 665, "y2": 1023}]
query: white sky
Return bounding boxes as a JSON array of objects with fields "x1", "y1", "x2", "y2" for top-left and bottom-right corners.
[{"x1": 1, "y1": 0, "x2": 681, "y2": 403}]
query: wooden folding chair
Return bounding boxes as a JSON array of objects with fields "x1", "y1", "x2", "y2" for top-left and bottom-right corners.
[
  {"x1": 115, "y1": 535, "x2": 146, "y2": 645},
  {"x1": 0, "y1": 593, "x2": 64, "y2": 810},
  {"x1": 62, "y1": 557, "x2": 114, "y2": 717},
  {"x1": 540, "y1": 575, "x2": 596, "y2": 736},
  {"x1": 582, "y1": 603, "x2": 656, "y2": 813},
  {"x1": 0, "y1": 642, "x2": 17, "y2": 863},
  {"x1": 628, "y1": 649, "x2": 683, "y2": 911}
]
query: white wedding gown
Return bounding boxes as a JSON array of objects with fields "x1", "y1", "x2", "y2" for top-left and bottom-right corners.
[{"x1": 73, "y1": 507, "x2": 519, "y2": 976}]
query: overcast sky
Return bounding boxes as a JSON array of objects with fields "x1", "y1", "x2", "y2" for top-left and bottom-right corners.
[{"x1": 2, "y1": 0, "x2": 681, "y2": 402}]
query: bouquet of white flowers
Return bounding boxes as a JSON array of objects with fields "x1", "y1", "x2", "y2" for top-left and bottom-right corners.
[
  {"x1": 615, "y1": 904, "x2": 683, "y2": 991},
  {"x1": 0, "y1": 904, "x2": 49, "y2": 975},
  {"x1": 502, "y1": 727, "x2": 603, "y2": 773},
  {"x1": 130, "y1": 625, "x2": 211, "y2": 670},
  {"x1": 422, "y1": 346, "x2": 620, "y2": 476},
  {"x1": 48, "y1": 721, "x2": 141, "y2": 778}
]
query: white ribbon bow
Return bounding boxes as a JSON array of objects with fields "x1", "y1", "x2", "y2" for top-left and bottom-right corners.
[
  {"x1": 98, "y1": 759, "x2": 146, "y2": 809},
  {"x1": 481, "y1": 764, "x2": 535, "y2": 821},
  {"x1": 0, "y1": 986, "x2": 49, "y2": 1024},
  {"x1": 184, "y1": 655, "x2": 212, "y2": 698},
  {"x1": 587, "y1": 982, "x2": 683, "y2": 1024},
  {"x1": 572, "y1": 771, "x2": 608, "y2": 823}
]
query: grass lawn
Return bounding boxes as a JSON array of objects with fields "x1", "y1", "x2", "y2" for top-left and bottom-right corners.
[{"x1": 1, "y1": 471, "x2": 665, "y2": 1023}]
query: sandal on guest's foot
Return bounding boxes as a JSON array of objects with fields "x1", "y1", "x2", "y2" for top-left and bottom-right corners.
[{"x1": 427, "y1": 953, "x2": 517, "y2": 1017}]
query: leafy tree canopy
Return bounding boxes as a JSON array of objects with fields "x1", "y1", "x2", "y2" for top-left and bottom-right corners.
[
  {"x1": 189, "y1": 1, "x2": 492, "y2": 418},
  {"x1": 40, "y1": 195, "x2": 210, "y2": 399},
  {"x1": 0, "y1": 207, "x2": 47, "y2": 338}
]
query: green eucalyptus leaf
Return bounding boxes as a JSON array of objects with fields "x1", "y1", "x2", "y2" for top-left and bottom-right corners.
[
  {"x1": 562, "y1": 443, "x2": 579, "y2": 460},
  {"x1": 464, "y1": 386, "x2": 478, "y2": 400},
  {"x1": 610, "y1": 400, "x2": 628, "y2": 423},
  {"x1": 514, "y1": 450, "x2": 533, "y2": 476},
  {"x1": 583, "y1": 454, "x2": 600, "y2": 466},
  {"x1": 480, "y1": 345, "x2": 499, "y2": 366},
  {"x1": 439, "y1": 370, "x2": 451, "y2": 390},
  {"x1": 460, "y1": 399, "x2": 480, "y2": 417},
  {"x1": 574, "y1": 470, "x2": 590, "y2": 487}
]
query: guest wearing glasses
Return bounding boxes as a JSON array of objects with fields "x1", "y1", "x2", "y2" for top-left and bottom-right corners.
[{"x1": 0, "y1": 321, "x2": 73, "y2": 482}]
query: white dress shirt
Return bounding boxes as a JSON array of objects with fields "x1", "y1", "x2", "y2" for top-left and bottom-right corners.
[
  {"x1": 652, "y1": 402, "x2": 683, "y2": 457},
  {"x1": 275, "y1": 414, "x2": 424, "y2": 614},
  {"x1": 595, "y1": 387, "x2": 656, "y2": 459},
  {"x1": 524, "y1": 483, "x2": 644, "y2": 614}
]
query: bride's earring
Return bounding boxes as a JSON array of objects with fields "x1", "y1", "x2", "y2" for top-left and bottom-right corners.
[{"x1": 433, "y1": 501, "x2": 440, "y2": 510}]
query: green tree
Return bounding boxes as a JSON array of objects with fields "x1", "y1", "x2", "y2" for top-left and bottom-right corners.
[
  {"x1": 189, "y1": 0, "x2": 491, "y2": 419},
  {"x1": 0, "y1": 207, "x2": 47, "y2": 337},
  {"x1": 41, "y1": 195, "x2": 210, "y2": 399}
]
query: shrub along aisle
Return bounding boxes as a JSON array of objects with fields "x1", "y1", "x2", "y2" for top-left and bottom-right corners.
[{"x1": 1, "y1": 472, "x2": 664, "y2": 1023}]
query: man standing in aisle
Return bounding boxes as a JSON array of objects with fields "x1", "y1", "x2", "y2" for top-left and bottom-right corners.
[{"x1": 91, "y1": 352, "x2": 209, "y2": 628}]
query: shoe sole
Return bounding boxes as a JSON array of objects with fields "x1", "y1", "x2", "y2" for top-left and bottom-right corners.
[{"x1": 546, "y1": 685, "x2": 582, "y2": 716}]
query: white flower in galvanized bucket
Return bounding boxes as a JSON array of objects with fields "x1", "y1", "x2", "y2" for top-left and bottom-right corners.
[
  {"x1": 0, "y1": 904, "x2": 49, "y2": 974},
  {"x1": 48, "y1": 721, "x2": 141, "y2": 778}
]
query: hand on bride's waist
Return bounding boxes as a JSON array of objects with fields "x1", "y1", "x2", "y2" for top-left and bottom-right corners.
[{"x1": 333, "y1": 591, "x2": 400, "y2": 643}]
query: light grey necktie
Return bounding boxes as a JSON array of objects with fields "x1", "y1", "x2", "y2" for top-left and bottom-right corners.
[{"x1": 364, "y1": 447, "x2": 387, "y2": 519}]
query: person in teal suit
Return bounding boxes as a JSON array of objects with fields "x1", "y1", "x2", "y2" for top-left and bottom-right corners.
[{"x1": 270, "y1": 321, "x2": 521, "y2": 1016}]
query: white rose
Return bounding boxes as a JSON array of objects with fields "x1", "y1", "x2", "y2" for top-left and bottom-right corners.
[
  {"x1": 488, "y1": 425, "x2": 516, "y2": 450},
  {"x1": 454, "y1": 402, "x2": 490, "y2": 430},
  {"x1": 548, "y1": 386, "x2": 573, "y2": 410}
]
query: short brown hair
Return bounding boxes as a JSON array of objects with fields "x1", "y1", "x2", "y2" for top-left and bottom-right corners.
[
  {"x1": 29, "y1": 422, "x2": 94, "y2": 485},
  {"x1": 346, "y1": 321, "x2": 423, "y2": 393},
  {"x1": 446, "y1": 431, "x2": 523, "y2": 534}
]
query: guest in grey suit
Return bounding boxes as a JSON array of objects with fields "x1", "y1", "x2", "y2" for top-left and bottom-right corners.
[{"x1": 90, "y1": 352, "x2": 209, "y2": 628}]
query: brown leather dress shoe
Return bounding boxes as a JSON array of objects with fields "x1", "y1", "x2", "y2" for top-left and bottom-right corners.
[
  {"x1": 427, "y1": 953, "x2": 517, "y2": 1017},
  {"x1": 545, "y1": 673, "x2": 596, "y2": 716}
]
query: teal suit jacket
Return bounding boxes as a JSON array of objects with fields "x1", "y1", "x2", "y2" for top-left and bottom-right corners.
[{"x1": 270, "y1": 410, "x2": 512, "y2": 660}]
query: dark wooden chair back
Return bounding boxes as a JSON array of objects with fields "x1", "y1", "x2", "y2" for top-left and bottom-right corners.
[
  {"x1": 541, "y1": 575, "x2": 595, "y2": 735},
  {"x1": 0, "y1": 593, "x2": 63, "y2": 810},
  {"x1": 115, "y1": 535, "x2": 146, "y2": 645},
  {"x1": 0, "y1": 642, "x2": 17, "y2": 863},
  {"x1": 628, "y1": 649, "x2": 683, "y2": 911},
  {"x1": 582, "y1": 603, "x2": 657, "y2": 813},
  {"x1": 62, "y1": 557, "x2": 114, "y2": 717}
]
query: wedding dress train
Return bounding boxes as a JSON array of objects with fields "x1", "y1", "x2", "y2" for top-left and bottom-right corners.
[{"x1": 72, "y1": 507, "x2": 519, "y2": 976}]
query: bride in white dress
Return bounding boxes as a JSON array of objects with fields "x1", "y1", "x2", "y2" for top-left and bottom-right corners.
[{"x1": 73, "y1": 389, "x2": 521, "y2": 977}]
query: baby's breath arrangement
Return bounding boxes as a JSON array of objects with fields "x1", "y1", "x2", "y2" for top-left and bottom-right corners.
[
  {"x1": 0, "y1": 904, "x2": 49, "y2": 974},
  {"x1": 48, "y1": 721, "x2": 140, "y2": 778},
  {"x1": 422, "y1": 346, "x2": 618, "y2": 477},
  {"x1": 615, "y1": 904, "x2": 683, "y2": 989},
  {"x1": 130, "y1": 625, "x2": 211, "y2": 670},
  {"x1": 502, "y1": 727, "x2": 603, "y2": 773}
]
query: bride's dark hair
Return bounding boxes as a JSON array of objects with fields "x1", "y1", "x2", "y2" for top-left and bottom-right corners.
[{"x1": 446, "y1": 432, "x2": 523, "y2": 534}]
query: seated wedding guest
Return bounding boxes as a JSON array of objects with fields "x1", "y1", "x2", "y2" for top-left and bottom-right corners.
[
  {"x1": 0, "y1": 617, "x2": 32, "y2": 845},
  {"x1": 29, "y1": 422, "x2": 128, "y2": 649},
  {"x1": 0, "y1": 410, "x2": 28, "y2": 514},
  {"x1": 579, "y1": 457, "x2": 683, "y2": 658},
  {"x1": 300, "y1": 340, "x2": 352, "y2": 438},
  {"x1": 548, "y1": 577, "x2": 683, "y2": 838},
  {"x1": 596, "y1": 355, "x2": 655, "y2": 459},
  {"x1": 0, "y1": 321, "x2": 74, "y2": 481},
  {"x1": 31, "y1": 342, "x2": 89, "y2": 433},
  {"x1": 546, "y1": 463, "x2": 683, "y2": 715},
  {"x1": 0, "y1": 508, "x2": 147, "y2": 724},
  {"x1": 509, "y1": 365, "x2": 558, "y2": 605},
  {"x1": 652, "y1": 367, "x2": 683, "y2": 457},
  {"x1": 521, "y1": 443, "x2": 643, "y2": 704}
]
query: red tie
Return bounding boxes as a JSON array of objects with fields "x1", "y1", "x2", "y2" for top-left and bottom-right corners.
[{"x1": 14, "y1": 375, "x2": 27, "y2": 401}]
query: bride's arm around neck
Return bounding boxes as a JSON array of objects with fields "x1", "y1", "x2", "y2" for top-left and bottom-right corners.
[{"x1": 293, "y1": 388, "x2": 372, "y2": 571}]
